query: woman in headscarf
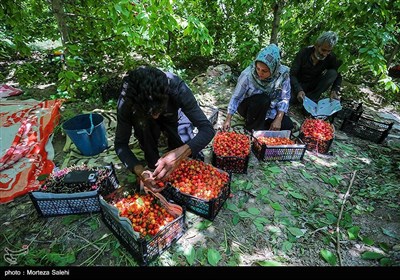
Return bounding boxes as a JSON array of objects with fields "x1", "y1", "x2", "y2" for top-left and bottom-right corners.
[{"x1": 223, "y1": 44, "x2": 293, "y2": 131}]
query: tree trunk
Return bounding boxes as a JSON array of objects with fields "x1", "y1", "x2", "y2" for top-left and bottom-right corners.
[
  {"x1": 50, "y1": 0, "x2": 70, "y2": 47},
  {"x1": 270, "y1": 1, "x2": 284, "y2": 45},
  {"x1": 386, "y1": 33, "x2": 400, "y2": 68}
]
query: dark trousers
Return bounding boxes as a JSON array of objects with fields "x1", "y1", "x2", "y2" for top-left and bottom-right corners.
[
  {"x1": 265, "y1": 115, "x2": 294, "y2": 131},
  {"x1": 292, "y1": 69, "x2": 338, "y2": 103},
  {"x1": 132, "y1": 114, "x2": 183, "y2": 169},
  {"x1": 237, "y1": 94, "x2": 293, "y2": 131},
  {"x1": 238, "y1": 94, "x2": 271, "y2": 131}
]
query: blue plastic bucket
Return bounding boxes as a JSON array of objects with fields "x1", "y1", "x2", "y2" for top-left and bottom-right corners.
[{"x1": 62, "y1": 113, "x2": 108, "y2": 156}]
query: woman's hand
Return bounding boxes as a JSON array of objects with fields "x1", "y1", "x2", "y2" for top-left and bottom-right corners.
[
  {"x1": 269, "y1": 118, "x2": 282, "y2": 131},
  {"x1": 153, "y1": 144, "x2": 192, "y2": 181},
  {"x1": 223, "y1": 114, "x2": 232, "y2": 131},
  {"x1": 269, "y1": 111, "x2": 284, "y2": 131}
]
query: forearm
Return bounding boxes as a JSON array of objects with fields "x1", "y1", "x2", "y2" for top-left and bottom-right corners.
[{"x1": 275, "y1": 111, "x2": 284, "y2": 121}]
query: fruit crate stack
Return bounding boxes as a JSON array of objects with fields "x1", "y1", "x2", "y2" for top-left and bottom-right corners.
[
  {"x1": 340, "y1": 114, "x2": 394, "y2": 144},
  {"x1": 299, "y1": 118, "x2": 335, "y2": 155},
  {"x1": 161, "y1": 159, "x2": 231, "y2": 221},
  {"x1": 211, "y1": 129, "x2": 251, "y2": 174},
  {"x1": 30, "y1": 163, "x2": 119, "y2": 217},
  {"x1": 252, "y1": 130, "x2": 306, "y2": 161},
  {"x1": 100, "y1": 188, "x2": 186, "y2": 265}
]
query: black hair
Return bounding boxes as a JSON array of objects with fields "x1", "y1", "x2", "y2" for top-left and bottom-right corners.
[{"x1": 122, "y1": 66, "x2": 169, "y2": 120}]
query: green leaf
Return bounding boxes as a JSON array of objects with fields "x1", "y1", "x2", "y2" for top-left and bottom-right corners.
[
  {"x1": 328, "y1": 175, "x2": 340, "y2": 187},
  {"x1": 37, "y1": 174, "x2": 50, "y2": 181},
  {"x1": 254, "y1": 222, "x2": 264, "y2": 232},
  {"x1": 207, "y1": 248, "x2": 221, "y2": 266},
  {"x1": 266, "y1": 166, "x2": 281, "y2": 174},
  {"x1": 301, "y1": 170, "x2": 313, "y2": 179},
  {"x1": 361, "y1": 251, "x2": 385, "y2": 260},
  {"x1": 254, "y1": 217, "x2": 270, "y2": 225},
  {"x1": 88, "y1": 218, "x2": 99, "y2": 230},
  {"x1": 184, "y1": 245, "x2": 195, "y2": 265},
  {"x1": 287, "y1": 227, "x2": 305, "y2": 237},
  {"x1": 380, "y1": 257, "x2": 393, "y2": 266},
  {"x1": 320, "y1": 249, "x2": 337, "y2": 265},
  {"x1": 257, "y1": 260, "x2": 282, "y2": 266},
  {"x1": 248, "y1": 207, "x2": 260, "y2": 215},
  {"x1": 194, "y1": 220, "x2": 212, "y2": 230},
  {"x1": 288, "y1": 191, "x2": 306, "y2": 200},
  {"x1": 282, "y1": 241, "x2": 293, "y2": 251},
  {"x1": 361, "y1": 236, "x2": 374, "y2": 246},
  {"x1": 232, "y1": 214, "x2": 240, "y2": 225},
  {"x1": 270, "y1": 202, "x2": 282, "y2": 211},
  {"x1": 381, "y1": 227, "x2": 399, "y2": 240},
  {"x1": 347, "y1": 226, "x2": 360, "y2": 240},
  {"x1": 245, "y1": 181, "x2": 253, "y2": 190},
  {"x1": 61, "y1": 215, "x2": 80, "y2": 225},
  {"x1": 238, "y1": 211, "x2": 253, "y2": 218},
  {"x1": 226, "y1": 201, "x2": 239, "y2": 212},
  {"x1": 379, "y1": 242, "x2": 390, "y2": 251}
]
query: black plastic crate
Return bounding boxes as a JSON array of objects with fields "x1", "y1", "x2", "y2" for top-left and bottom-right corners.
[
  {"x1": 100, "y1": 193, "x2": 186, "y2": 266},
  {"x1": 30, "y1": 164, "x2": 119, "y2": 217},
  {"x1": 211, "y1": 152, "x2": 250, "y2": 174},
  {"x1": 252, "y1": 130, "x2": 306, "y2": 161},
  {"x1": 340, "y1": 115, "x2": 394, "y2": 144},
  {"x1": 212, "y1": 129, "x2": 251, "y2": 174},
  {"x1": 331, "y1": 99, "x2": 364, "y2": 126},
  {"x1": 161, "y1": 171, "x2": 231, "y2": 221},
  {"x1": 299, "y1": 132, "x2": 334, "y2": 154}
]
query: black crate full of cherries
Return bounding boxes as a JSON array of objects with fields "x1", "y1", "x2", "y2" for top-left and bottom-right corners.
[
  {"x1": 29, "y1": 163, "x2": 119, "y2": 217},
  {"x1": 211, "y1": 129, "x2": 251, "y2": 174},
  {"x1": 299, "y1": 118, "x2": 335, "y2": 155}
]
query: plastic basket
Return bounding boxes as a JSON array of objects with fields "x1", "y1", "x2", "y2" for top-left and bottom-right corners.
[
  {"x1": 212, "y1": 129, "x2": 251, "y2": 174},
  {"x1": 336, "y1": 99, "x2": 363, "y2": 119},
  {"x1": 299, "y1": 119, "x2": 335, "y2": 155},
  {"x1": 30, "y1": 164, "x2": 119, "y2": 217},
  {"x1": 251, "y1": 130, "x2": 306, "y2": 161},
  {"x1": 340, "y1": 115, "x2": 393, "y2": 144},
  {"x1": 100, "y1": 192, "x2": 186, "y2": 265},
  {"x1": 161, "y1": 171, "x2": 231, "y2": 221}
]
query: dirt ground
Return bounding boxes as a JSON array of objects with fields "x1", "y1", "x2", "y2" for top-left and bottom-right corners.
[{"x1": 0, "y1": 65, "x2": 399, "y2": 269}]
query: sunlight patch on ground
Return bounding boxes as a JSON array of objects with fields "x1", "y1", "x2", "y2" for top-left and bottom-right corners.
[
  {"x1": 357, "y1": 157, "x2": 372, "y2": 164},
  {"x1": 307, "y1": 153, "x2": 339, "y2": 168}
]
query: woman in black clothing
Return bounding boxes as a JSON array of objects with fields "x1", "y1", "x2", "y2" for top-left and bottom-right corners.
[{"x1": 114, "y1": 66, "x2": 215, "y2": 189}]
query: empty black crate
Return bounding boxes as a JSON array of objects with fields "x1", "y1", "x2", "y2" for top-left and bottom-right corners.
[
  {"x1": 252, "y1": 130, "x2": 306, "y2": 161},
  {"x1": 100, "y1": 195, "x2": 186, "y2": 265},
  {"x1": 340, "y1": 115, "x2": 393, "y2": 144},
  {"x1": 161, "y1": 173, "x2": 231, "y2": 221},
  {"x1": 334, "y1": 100, "x2": 364, "y2": 119},
  {"x1": 30, "y1": 164, "x2": 119, "y2": 217}
]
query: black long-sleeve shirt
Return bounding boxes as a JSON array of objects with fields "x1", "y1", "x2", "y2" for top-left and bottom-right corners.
[
  {"x1": 114, "y1": 72, "x2": 215, "y2": 171},
  {"x1": 290, "y1": 46, "x2": 342, "y2": 94}
]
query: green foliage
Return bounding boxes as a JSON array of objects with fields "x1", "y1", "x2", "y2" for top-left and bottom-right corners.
[{"x1": 1, "y1": 0, "x2": 399, "y2": 101}]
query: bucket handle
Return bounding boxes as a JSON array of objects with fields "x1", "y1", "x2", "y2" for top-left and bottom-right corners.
[{"x1": 76, "y1": 113, "x2": 95, "y2": 136}]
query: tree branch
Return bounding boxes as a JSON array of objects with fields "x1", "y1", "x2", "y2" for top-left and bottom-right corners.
[{"x1": 336, "y1": 170, "x2": 357, "y2": 266}]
